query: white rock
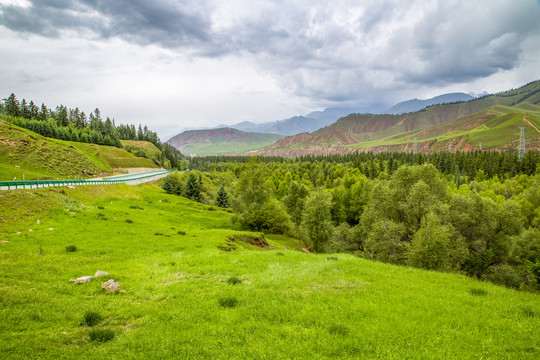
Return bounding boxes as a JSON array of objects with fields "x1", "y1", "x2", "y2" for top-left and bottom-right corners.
[
  {"x1": 101, "y1": 279, "x2": 121, "y2": 293},
  {"x1": 69, "y1": 276, "x2": 94, "y2": 284},
  {"x1": 94, "y1": 270, "x2": 110, "y2": 277}
]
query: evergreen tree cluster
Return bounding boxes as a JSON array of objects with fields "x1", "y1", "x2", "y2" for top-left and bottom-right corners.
[
  {"x1": 1, "y1": 93, "x2": 183, "y2": 168},
  {"x1": 162, "y1": 172, "x2": 210, "y2": 204},
  {"x1": 189, "y1": 150, "x2": 539, "y2": 180}
]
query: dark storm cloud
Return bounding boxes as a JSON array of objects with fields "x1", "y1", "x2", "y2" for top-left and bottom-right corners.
[{"x1": 0, "y1": 0, "x2": 212, "y2": 47}]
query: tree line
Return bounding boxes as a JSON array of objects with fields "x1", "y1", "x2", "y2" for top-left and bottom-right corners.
[
  {"x1": 166, "y1": 156, "x2": 540, "y2": 292},
  {"x1": 0, "y1": 93, "x2": 183, "y2": 169}
]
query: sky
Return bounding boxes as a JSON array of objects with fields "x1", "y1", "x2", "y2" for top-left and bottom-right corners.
[{"x1": 1, "y1": 0, "x2": 539, "y2": 139}]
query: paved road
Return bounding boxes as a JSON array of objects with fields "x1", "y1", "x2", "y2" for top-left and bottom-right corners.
[{"x1": 0, "y1": 169, "x2": 176, "y2": 190}]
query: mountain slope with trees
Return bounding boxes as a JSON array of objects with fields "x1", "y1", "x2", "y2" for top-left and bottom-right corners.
[{"x1": 0, "y1": 93, "x2": 183, "y2": 169}]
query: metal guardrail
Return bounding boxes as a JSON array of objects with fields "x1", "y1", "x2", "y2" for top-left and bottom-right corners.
[{"x1": 0, "y1": 170, "x2": 177, "y2": 190}]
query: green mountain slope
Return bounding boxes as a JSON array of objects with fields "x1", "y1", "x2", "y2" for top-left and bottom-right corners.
[
  {"x1": 0, "y1": 120, "x2": 158, "y2": 180},
  {"x1": 256, "y1": 80, "x2": 540, "y2": 156},
  {"x1": 0, "y1": 183, "x2": 538, "y2": 359},
  {"x1": 351, "y1": 104, "x2": 540, "y2": 153},
  {"x1": 167, "y1": 127, "x2": 285, "y2": 155}
]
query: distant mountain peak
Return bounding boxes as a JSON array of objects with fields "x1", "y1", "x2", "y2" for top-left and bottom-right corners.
[{"x1": 385, "y1": 92, "x2": 474, "y2": 115}]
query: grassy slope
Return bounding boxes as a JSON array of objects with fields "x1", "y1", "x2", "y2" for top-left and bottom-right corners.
[
  {"x1": 352, "y1": 104, "x2": 540, "y2": 150},
  {"x1": 267, "y1": 80, "x2": 540, "y2": 152},
  {"x1": 120, "y1": 140, "x2": 161, "y2": 155},
  {"x1": 0, "y1": 183, "x2": 538, "y2": 359},
  {"x1": 169, "y1": 128, "x2": 285, "y2": 155},
  {"x1": 0, "y1": 120, "x2": 157, "y2": 180}
]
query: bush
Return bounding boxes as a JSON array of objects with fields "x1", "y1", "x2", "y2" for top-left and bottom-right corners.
[
  {"x1": 125, "y1": 219, "x2": 133, "y2": 223},
  {"x1": 328, "y1": 324, "x2": 349, "y2": 336},
  {"x1": 81, "y1": 311, "x2": 103, "y2": 326},
  {"x1": 89, "y1": 328, "x2": 114, "y2": 342},
  {"x1": 65, "y1": 245, "x2": 77, "y2": 252},
  {"x1": 469, "y1": 288, "x2": 488, "y2": 296},
  {"x1": 218, "y1": 296, "x2": 239, "y2": 308},
  {"x1": 227, "y1": 276, "x2": 242, "y2": 285},
  {"x1": 177, "y1": 230, "x2": 186, "y2": 235}
]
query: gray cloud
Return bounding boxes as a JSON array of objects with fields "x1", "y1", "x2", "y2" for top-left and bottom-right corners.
[
  {"x1": 0, "y1": 0, "x2": 212, "y2": 47},
  {"x1": 1, "y1": 0, "x2": 539, "y2": 107}
]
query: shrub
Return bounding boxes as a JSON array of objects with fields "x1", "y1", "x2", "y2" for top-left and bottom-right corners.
[
  {"x1": 154, "y1": 232, "x2": 163, "y2": 236},
  {"x1": 81, "y1": 311, "x2": 103, "y2": 326},
  {"x1": 469, "y1": 288, "x2": 488, "y2": 296},
  {"x1": 97, "y1": 206, "x2": 104, "y2": 210},
  {"x1": 328, "y1": 324, "x2": 349, "y2": 336},
  {"x1": 218, "y1": 296, "x2": 239, "y2": 308},
  {"x1": 327, "y1": 256, "x2": 338, "y2": 261},
  {"x1": 125, "y1": 219, "x2": 133, "y2": 223},
  {"x1": 65, "y1": 245, "x2": 77, "y2": 252},
  {"x1": 89, "y1": 328, "x2": 114, "y2": 342},
  {"x1": 177, "y1": 230, "x2": 186, "y2": 235},
  {"x1": 522, "y1": 306, "x2": 535, "y2": 318},
  {"x1": 227, "y1": 276, "x2": 242, "y2": 285}
]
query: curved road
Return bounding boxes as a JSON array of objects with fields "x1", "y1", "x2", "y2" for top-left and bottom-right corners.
[{"x1": 0, "y1": 169, "x2": 177, "y2": 191}]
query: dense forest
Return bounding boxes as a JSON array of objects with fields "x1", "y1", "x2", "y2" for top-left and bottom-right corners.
[
  {"x1": 0, "y1": 93, "x2": 183, "y2": 169},
  {"x1": 166, "y1": 153, "x2": 540, "y2": 292}
]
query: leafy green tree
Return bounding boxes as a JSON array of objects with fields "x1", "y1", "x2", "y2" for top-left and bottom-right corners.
[
  {"x1": 232, "y1": 164, "x2": 291, "y2": 234},
  {"x1": 407, "y1": 212, "x2": 467, "y2": 271},
  {"x1": 364, "y1": 219, "x2": 409, "y2": 264},
  {"x1": 301, "y1": 189, "x2": 334, "y2": 253},
  {"x1": 282, "y1": 181, "x2": 309, "y2": 226},
  {"x1": 215, "y1": 186, "x2": 230, "y2": 208}
]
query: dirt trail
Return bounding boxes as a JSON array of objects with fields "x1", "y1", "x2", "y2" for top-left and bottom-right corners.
[{"x1": 524, "y1": 114, "x2": 540, "y2": 133}]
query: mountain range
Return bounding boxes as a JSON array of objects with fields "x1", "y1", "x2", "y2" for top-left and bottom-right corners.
[
  {"x1": 167, "y1": 81, "x2": 540, "y2": 156},
  {"x1": 251, "y1": 81, "x2": 540, "y2": 156}
]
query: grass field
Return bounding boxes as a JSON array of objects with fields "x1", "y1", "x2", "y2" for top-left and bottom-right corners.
[{"x1": 0, "y1": 183, "x2": 538, "y2": 359}]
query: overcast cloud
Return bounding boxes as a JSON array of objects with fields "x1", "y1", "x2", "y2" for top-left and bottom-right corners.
[{"x1": 1, "y1": 0, "x2": 539, "y2": 138}]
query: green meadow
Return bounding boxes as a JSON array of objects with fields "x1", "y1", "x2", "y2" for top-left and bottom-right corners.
[{"x1": 0, "y1": 183, "x2": 538, "y2": 359}]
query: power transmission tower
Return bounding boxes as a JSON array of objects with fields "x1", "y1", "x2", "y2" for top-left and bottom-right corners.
[
  {"x1": 448, "y1": 140, "x2": 453, "y2": 152},
  {"x1": 413, "y1": 137, "x2": 418, "y2": 155},
  {"x1": 479, "y1": 143, "x2": 482, "y2": 151},
  {"x1": 518, "y1": 127, "x2": 526, "y2": 159}
]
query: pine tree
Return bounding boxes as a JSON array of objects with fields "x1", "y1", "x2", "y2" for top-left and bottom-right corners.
[
  {"x1": 215, "y1": 186, "x2": 230, "y2": 208},
  {"x1": 183, "y1": 173, "x2": 203, "y2": 202},
  {"x1": 162, "y1": 176, "x2": 173, "y2": 194}
]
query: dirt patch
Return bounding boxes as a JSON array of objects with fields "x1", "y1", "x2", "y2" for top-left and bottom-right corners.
[{"x1": 229, "y1": 234, "x2": 271, "y2": 249}]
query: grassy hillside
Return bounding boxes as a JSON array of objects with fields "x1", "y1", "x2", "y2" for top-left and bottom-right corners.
[
  {"x1": 0, "y1": 183, "x2": 538, "y2": 359},
  {"x1": 351, "y1": 104, "x2": 540, "y2": 152},
  {"x1": 259, "y1": 80, "x2": 540, "y2": 156},
  {"x1": 0, "y1": 120, "x2": 158, "y2": 180},
  {"x1": 167, "y1": 128, "x2": 285, "y2": 155}
]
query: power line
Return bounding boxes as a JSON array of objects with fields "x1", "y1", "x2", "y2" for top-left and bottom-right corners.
[{"x1": 518, "y1": 127, "x2": 526, "y2": 159}]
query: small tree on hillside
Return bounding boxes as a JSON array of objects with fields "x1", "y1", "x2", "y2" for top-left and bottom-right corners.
[
  {"x1": 162, "y1": 176, "x2": 173, "y2": 194},
  {"x1": 215, "y1": 186, "x2": 230, "y2": 208},
  {"x1": 301, "y1": 189, "x2": 334, "y2": 253},
  {"x1": 183, "y1": 173, "x2": 203, "y2": 202}
]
